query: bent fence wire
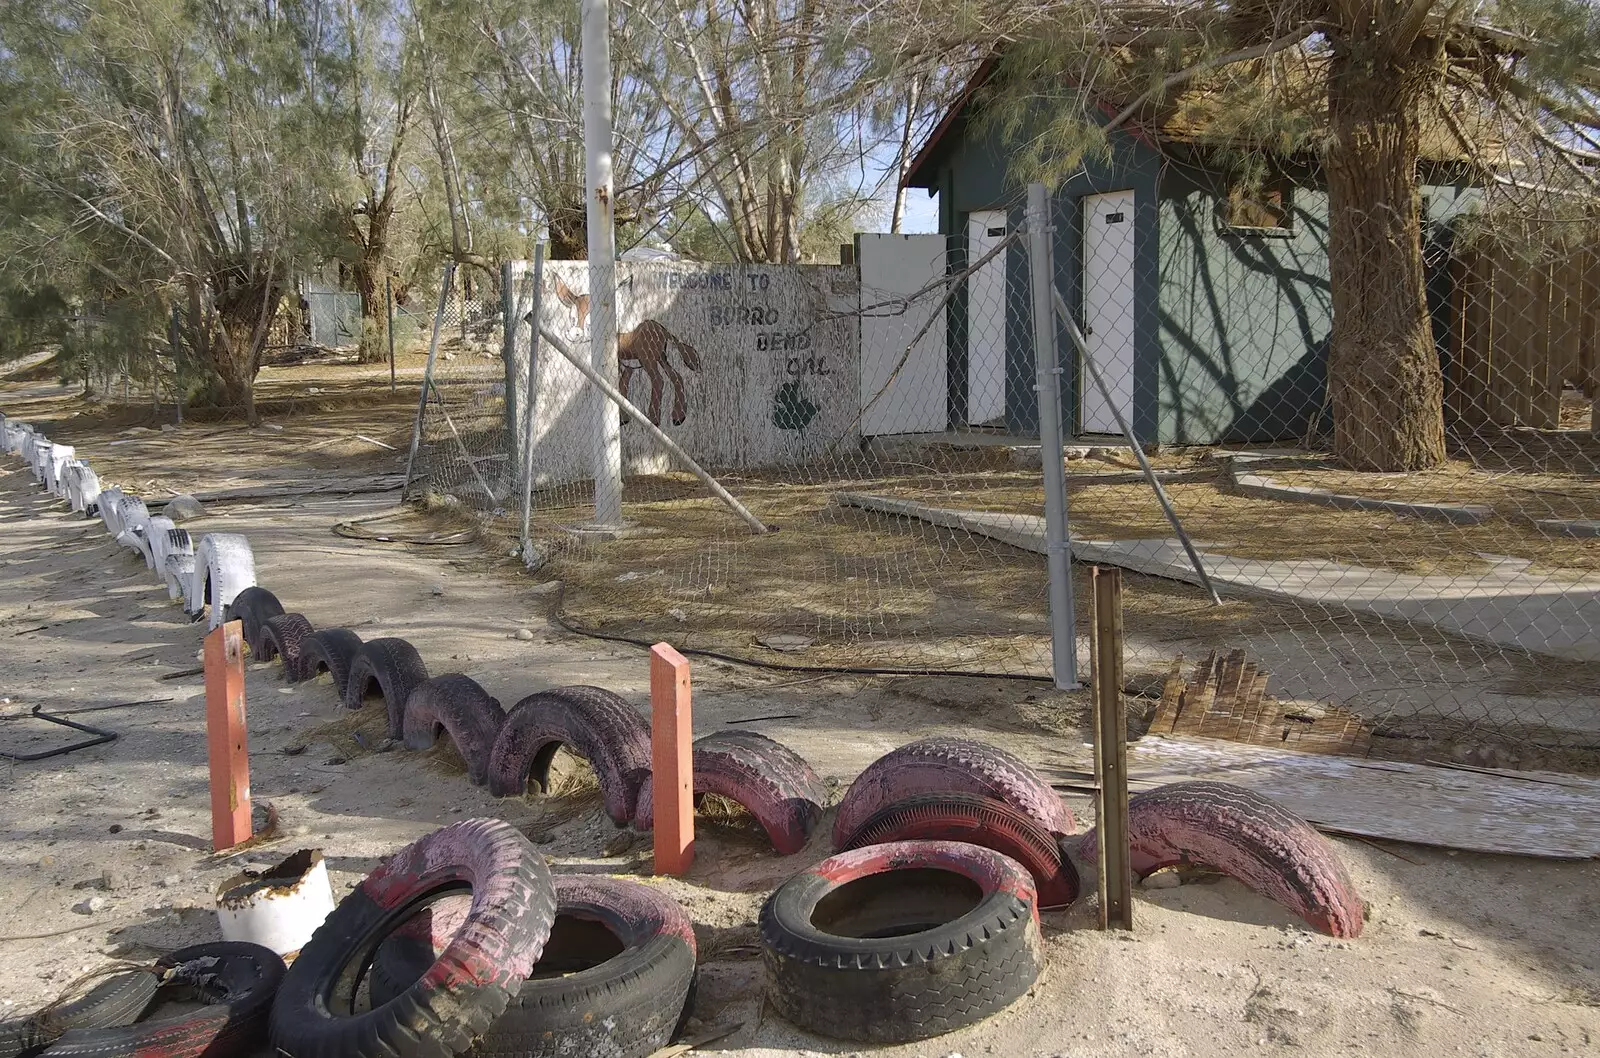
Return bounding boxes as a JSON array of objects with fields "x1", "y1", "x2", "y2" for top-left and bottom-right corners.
[{"x1": 408, "y1": 180, "x2": 1600, "y2": 773}]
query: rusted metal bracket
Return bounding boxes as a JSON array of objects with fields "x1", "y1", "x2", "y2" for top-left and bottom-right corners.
[{"x1": 0, "y1": 705, "x2": 118, "y2": 762}]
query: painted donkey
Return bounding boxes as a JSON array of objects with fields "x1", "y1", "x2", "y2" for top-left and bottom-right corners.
[{"x1": 553, "y1": 277, "x2": 702, "y2": 427}]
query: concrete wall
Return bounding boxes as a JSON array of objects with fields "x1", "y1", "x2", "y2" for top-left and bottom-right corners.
[{"x1": 510, "y1": 261, "x2": 859, "y2": 488}]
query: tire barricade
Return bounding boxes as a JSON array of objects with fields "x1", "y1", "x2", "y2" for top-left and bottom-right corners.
[{"x1": 0, "y1": 412, "x2": 1366, "y2": 1050}]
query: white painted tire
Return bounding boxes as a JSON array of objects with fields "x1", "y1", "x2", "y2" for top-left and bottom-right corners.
[
  {"x1": 142, "y1": 516, "x2": 177, "y2": 572},
  {"x1": 188, "y1": 533, "x2": 257, "y2": 629},
  {"x1": 67, "y1": 463, "x2": 101, "y2": 515},
  {"x1": 99, "y1": 486, "x2": 127, "y2": 535},
  {"x1": 28, "y1": 438, "x2": 52, "y2": 484},
  {"x1": 45, "y1": 445, "x2": 76, "y2": 497}
]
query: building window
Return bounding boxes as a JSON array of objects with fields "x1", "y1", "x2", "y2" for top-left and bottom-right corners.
[{"x1": 1220, "y1": 180, "x2": 1293, "y2": 236}]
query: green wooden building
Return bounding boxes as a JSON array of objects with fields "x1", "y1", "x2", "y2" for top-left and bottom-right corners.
[{"x1": 901, "y1": 65, "x2": 1480, "y2": 445}]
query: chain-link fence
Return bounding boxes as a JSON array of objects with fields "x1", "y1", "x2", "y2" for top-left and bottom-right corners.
[{"x1": 407, "y1": 176, "x2": 1600, "y2": 773}]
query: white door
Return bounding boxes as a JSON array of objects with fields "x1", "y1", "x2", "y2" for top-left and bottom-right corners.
[
  {"x1": 1080, "y1": 191, "x2": 1136, "y2": 434},
  {"x1": 858, "y1": 233, "x2": 948, "y2": 436},
  {"x1": 966, "y1": 211, "x2": 1008, "y2": 424}
]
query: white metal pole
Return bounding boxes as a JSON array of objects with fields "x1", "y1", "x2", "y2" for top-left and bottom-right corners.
[
  {"x1": 581, "y1": 0, "x2": 623, "y2": 527},
  {"x1": 1027, "y1": 183, "x2": 1079, "y2": 689}
]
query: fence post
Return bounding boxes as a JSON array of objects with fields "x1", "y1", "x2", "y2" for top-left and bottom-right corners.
[
  {"x1": 520, "y1": 246, "x2": 545, "y2": 558},
  {"x1": 205, "y1": 620, "x2": 252, "y2": 852},
  {"x1": 386, "y1": 277, "x2": 397, "y2": 395},
  {"x1": 1027, "y1": 182, "x2": 1079, "y2": 689},
  {"x1": 581, "y1": 0, "x2": 623, "y2": 529},
  {"x1": 1090, "y1": 566, "x2": 1132, "y2": 930},
  {"x1": 404, "y1": 262, "x2": 457, "y2": 497},
  {"x1": 168, "y1": 306, "x2": 184, "y2": 426},
  {"x1": 500, "y1": 259, "x2": 522, "y2": 492},
  {"x1": 650, "y1": 642, "x2": 694, "y2": 876}
]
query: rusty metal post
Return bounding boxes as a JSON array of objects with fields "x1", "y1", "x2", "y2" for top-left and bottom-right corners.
[
  {"x1": 650, "y1": 642, "x2": 694, "y2": 875},
  {"x1": 1091, "y1": 566, "x2": 1132, "y2": 929},
  {"x1": 205, "y1": 620, "x2": 252, "y2": 851}
]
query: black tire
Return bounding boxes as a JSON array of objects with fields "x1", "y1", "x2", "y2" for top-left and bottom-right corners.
[
  {"x1": 486, "y1": 686, "x2": 651, "y2": 827},
  {"x1": 344, "y1": 638, "x2": 430, "y2": 739},
  {"x1": 225, "y1": 586, "x2": 285, "y2": 657},
  {"x1": 40, "y1": 942, "x2": 284, "y2": 1058},
  {"x1": 0, "y1": 970, "x2": 158, "y2": 1058},
  {"x1": 759, "y1": 840, "x2": 1042, "y2": 1043},
  {"x1": 369, "y1": 877, "x2": 696, "y2": 1058},
  {"x1": 268, "y1": 818, "x2": 556, "y2": 1058},
  {"x1": 303, "y1": 629, "x2": 364, "y2": 695},
  {"x1": 402, "y1": 675, "x2": 507, "y2": 786},
  {"x1": 260, "y1": 613, "x2": 316, "y2": 682}
]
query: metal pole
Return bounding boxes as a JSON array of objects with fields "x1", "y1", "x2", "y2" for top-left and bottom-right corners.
[
  {"x1": 1051, "y1": 288, "x2": 1221, "y2": 605},
  {"x1": 403, "y1": 262, "x2": 457, "y2": 496},
  {"x1": 520, "y1": 247, "x2": 545, "y2": 552},
  {"x1": 538, "y1": 321, "x2": 769, "y2": 535},
  {"x1": 1090, "y1": 566, "x2": 1132, "y2": 930},
  {"x1": 386, "y1": 277, "x2": 397, "y2": 394},
  {"x1": 1027, "y1": 183, "x2": 1079, "y2": 689},
  {"x1": 500, "y1": 259, "x2": 521, "y2": 489},
  {"x1": 581, "y1": 0, "x2": 623, "y2": 528}
]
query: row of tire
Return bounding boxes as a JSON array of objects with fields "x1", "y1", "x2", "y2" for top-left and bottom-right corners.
[{"x1": 0, "y1": 413, "x2": 1366, "y2": 1055}]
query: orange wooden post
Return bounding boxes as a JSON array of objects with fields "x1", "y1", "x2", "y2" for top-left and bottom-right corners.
[
  {"x1": 650, "y1": 642, "x2": 694, "y2": 875},
  {"x1": 205, "y1": 620, "x2": 252, "y2": 851}
]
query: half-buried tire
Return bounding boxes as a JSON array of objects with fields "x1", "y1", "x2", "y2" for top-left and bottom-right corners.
[
  {"x1": 269, "y1": 818, "x2": 556, "y2": 1058},
  {"x1": 403, "y1": 675, "x2": 508, "y2": 786},
  {"x1": 40, "y1": 942, "x2": 284, "y2": 1058},
  {"x1": 831, "y1": 737, "x2": 1073, "y2": 848},
  {"x1": 1063, "y1": 780, "x2": 1366, "y2": 938},
  {"x1": 368, "y1": 876, "x2": 696, "y2": 1058},
  {"x1": 302, "y1": 628, "x2": 363, "y2": 695},
  {"x1": 759, "y1": 840, "x2": 1042, "y2": 1043},
  {"x1": 633, "y1": 731, "x2": 826, "y2": 855},
  {"x1": 225, "y1": 586, "x2": 285, "y2": 658},
  {"x1": 486, "y1": 686, "x2": 651, "y2": 826},
  {"x1": 259, "y1": 613, "x2": 316, "y2": 682},
  {"x1": 838, "y1": 793, "x2": 1079, "y2": 910},
  {"x1": 344, "y1": 637, "x2": 430, "y2": 739}
]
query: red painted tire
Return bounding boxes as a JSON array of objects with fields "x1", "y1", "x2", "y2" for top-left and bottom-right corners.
[
  {"x1": 41, "y1": 942, "x2": 285, "y2": 1058},
  {"x1": 403, "y1": 675, "x2": 508, "y2": 786},
  {"x1": 302, "y1": 628, "x2": 364, "y2": 694},
  {"x1": 258, "y1": 613, "x2": 315, "y2": 682},
  {"x1": 486, "y1": 686, "x2": 651, "y2": 826},
  {"x1": 760, "y1": 840, "x2": 1042, "y2": 1043},
  {"x1": 344, "y1": 638, "x2": 430, "y2": 739},
  {"x1": 832, "y1": 737, "x2": 1073, "y2": 848},
  {"x1": 269, "y1": 818, "x2": 557, "y2": 1058},
  {"x1": 368, "y1": 877, "x2": 696, "y2": 1058},
  {"x1": 1064, "y1": 781, "x2": 1365, "y2": 938},
  {"x1": 839, "y1": 793, "x2": 1079, "y2": 909},
  {"x1": 225, "y1": 586, "x2": 284, "y2": 658},
  {"x1": 634, "y1": 731, "x2": 826, "y2": 855}
]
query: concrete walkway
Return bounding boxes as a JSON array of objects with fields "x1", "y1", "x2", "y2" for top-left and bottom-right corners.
[{"x1": 837, "y1": 492, "x2": 1600, "y2": 663}]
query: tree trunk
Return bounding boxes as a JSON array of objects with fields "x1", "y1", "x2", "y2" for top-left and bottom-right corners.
[
  {"x1": 210, "y1": 316, "x2": 259, "y2": 424},
  {"x1": 354, "y1": 255, "x2": 388, "y2": 364},
  {"x1": 549, "y1": 206, "x2": 588, "y2": 260},
  {"x1": 1324, "y1": 50, "x2": 1445, "y2": 471}
]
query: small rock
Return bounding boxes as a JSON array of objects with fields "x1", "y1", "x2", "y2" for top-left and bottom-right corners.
[
  {"x1": 527, "y1": 580, "x2": 563, "y2": 596},
  {"x1": 668, "y1": 608, "x2": 688, "y2": 623},
  {"x1": 513, "y1": 628, "x2": 535, "y2": 642},
  {"x1": 160, "y1": 424, "x2": 177, "y2": 433},
  {"x1": 163, "y1": 495, "x2": 208, "y2": 522},
  {"x1": 325, "y1": 756, "x2": 347, "y2": 766},
  {"x1": 107, "y1": 824, "x2": 122, "y2": 834},
  {"x1": 38, "y1": 855, "x2": 56, "y2": 868},
  {"x1": 261, "y1": 423, "x2": 284, "y2": 432},
  {"x1": 100, "y1": 868, "x2": 126, "y2": 891},
  {"x1": 757, "y1": 633, "x2": 815, "y2": 653},
  {"x1": 73, "y1": 896, "x2": 109, "y2": 915},
  {"x1": 281, "y1": 744, "x2": 307, "y2": 756},
  {"x1": 308, "y1": 386, "x2": 323, "y2": 394},
  {"x1": 159, "y1": 874, "x2": 181, "y2": 889},
  {"x1": 1142, "y1": 870, "x2": 1182, "y2": 890},
  {"x1": 430, "y1": 583, "x2": 446, "y2": 596}
]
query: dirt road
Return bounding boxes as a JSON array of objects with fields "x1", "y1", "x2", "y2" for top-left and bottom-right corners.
[{"x1": 0, "y1": 384, "x2": 1595, "y2": 1056}]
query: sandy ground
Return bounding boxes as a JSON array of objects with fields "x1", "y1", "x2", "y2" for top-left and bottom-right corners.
[{"x1": 0, "y1": 382, "x2": 1597, "y2": 1056}]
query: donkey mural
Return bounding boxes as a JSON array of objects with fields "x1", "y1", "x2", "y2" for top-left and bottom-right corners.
[{"x1": 552, "y1": 277, "x2": 703, "y2": 428}]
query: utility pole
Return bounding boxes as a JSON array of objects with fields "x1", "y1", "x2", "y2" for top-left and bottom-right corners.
[{"x1": 581, "y1": 0, "x2": 623, "y2": 528}]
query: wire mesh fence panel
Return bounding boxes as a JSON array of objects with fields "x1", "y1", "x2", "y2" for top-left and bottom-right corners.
[
  {"x1": 1049, "y1": 160, "x2": 1600, "y2": 771},
  {"x1": 409, "y1": 264, "x2": 523, "y2": 517}
]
